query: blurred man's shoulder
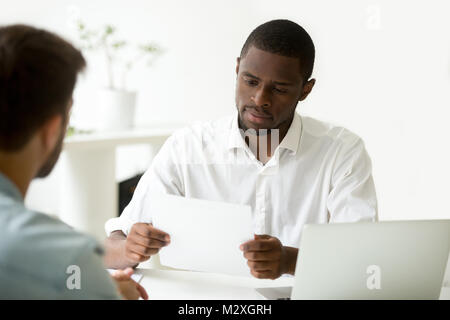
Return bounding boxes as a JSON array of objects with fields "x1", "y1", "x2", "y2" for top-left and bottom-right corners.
[{"x1": 0, "y1": 207, "x2": 102, "y2": 285}]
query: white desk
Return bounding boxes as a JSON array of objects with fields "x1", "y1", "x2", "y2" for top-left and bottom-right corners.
[
  {"x1": 135, "y1": 268, "x2": 293, "y2": 300},
  {"x1": 135, "y1": 268, "x2": 450, "y2": 300}
]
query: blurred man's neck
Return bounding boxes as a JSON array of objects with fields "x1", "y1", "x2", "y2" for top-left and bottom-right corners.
[{"x1": 0, "y1": 148, "x2": 39, "y2": 198}]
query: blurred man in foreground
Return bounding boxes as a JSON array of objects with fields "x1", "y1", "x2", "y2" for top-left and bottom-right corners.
[{"x1": 0, "y1": 24, "x2": 147, "y2": 299}]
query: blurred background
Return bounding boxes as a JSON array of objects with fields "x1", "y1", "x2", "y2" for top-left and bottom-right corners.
[{"x1": 1, "y1": 0, "x2": 449, "y2": 242}]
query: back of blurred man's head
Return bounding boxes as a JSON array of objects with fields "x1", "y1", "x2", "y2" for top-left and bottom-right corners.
[{"x1": 0, "y1": 24, "x2": 85, "y2": 177}]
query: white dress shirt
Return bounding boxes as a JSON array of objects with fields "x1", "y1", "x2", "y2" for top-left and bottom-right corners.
[{"x1": 105, "y1": 111, "x2": 378, "y2": 248}]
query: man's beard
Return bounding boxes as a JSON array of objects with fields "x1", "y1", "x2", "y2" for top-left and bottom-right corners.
[
  {"x1": 36, "y1": 128, "x2": 65, "y2": 178},
  {"x1": 237, "y1": 108, "x2": 271, "y2": 137}
]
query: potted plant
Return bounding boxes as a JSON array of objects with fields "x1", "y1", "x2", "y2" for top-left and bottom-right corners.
[{"x1": 76, "y1": 21, "x2": 162, "y2": 131}]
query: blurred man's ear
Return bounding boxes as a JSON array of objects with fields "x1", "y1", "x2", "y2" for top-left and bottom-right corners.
[
  {"x1": 299, "y1": 78, "x2": 316, "y2": 101},
  {"x1": 40, "y1": 114, "x2": 63, "y2": 154}
]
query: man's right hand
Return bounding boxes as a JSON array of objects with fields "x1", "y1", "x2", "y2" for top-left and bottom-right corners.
[
  {"x1": 125, "y1": 223, "x2": 171, "y2": 266},
  {"x1": 111, "y1": 268, "x2": 148, "y2": 300}
]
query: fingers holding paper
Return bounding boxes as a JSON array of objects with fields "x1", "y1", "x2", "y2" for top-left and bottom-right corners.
[
  {"x1": 240, "y1": 234, "x2": 286, "y2": 280},
  {"x1": 125, "y1": 223, "x2": 171, "y2": 265}
]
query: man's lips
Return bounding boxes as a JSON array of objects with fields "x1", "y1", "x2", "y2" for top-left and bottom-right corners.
[
  {"x1": 244, "y1": 108, "x2": 273, "y2": 124},
  {"x1": 245, "y1": 108, "x2": 272, "y2": 119}
]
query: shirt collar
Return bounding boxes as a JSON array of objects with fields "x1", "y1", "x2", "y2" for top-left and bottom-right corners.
[
  {"x1": 227, "y1": 111, "x2": 302, "y2": 155},
  {"x1": 278, "y1": 111, "x2": 302, "y2": 155},
  {"x1": 0, "y1": 171, "x2": 24, "y2": 203},
  {"x1": 227, "y1": 112, "x2": 247, "y2": 150}
]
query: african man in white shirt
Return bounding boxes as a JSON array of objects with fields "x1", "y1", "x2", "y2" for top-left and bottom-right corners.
[{"x1": 104, "y1": 19, "x2": 378, "y2": 280}]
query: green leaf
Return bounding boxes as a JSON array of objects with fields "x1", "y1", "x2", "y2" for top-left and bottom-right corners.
[
  {"x1": 105, "y1": 25, "x2": 115, "y2": 35},
  {"x1": 112, "y1": 41, "x2": 127, "y2": 49}
]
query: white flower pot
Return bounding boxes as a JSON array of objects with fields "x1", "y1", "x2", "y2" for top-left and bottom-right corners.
[{"x1": 96, "y1": 88, "x2": 136, "y2": 131}]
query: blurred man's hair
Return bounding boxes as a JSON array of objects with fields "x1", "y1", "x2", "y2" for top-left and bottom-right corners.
[
  {"x1": 240, "y1": 19, "x2": 315, "y2": 82},
  {"x1": 0, "y1": 24, "x2": 86, "y2": 151}
]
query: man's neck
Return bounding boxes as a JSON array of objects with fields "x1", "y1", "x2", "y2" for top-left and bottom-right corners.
[
  {"x1": 0, "y1": 152, "x2": 36, "y2": 198},
  {"x1": 246, "y1": 132, "x2": 274, "y2": 164},
  {"x1": 239, "y1": 116, "x2": 293, "y2": 164}
]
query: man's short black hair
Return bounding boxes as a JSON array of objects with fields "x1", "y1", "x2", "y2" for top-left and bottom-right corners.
[
  {"x1": 0, "y1": 24, "x2": 86, "y2": 151},
  {"x1": 240, "y1": 19, "x2": 315, "y2": 82}
]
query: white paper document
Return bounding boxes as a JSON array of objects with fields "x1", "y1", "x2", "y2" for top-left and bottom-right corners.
[{"x1": 149, "y1": 193, "x2": 253, "y2": 276}]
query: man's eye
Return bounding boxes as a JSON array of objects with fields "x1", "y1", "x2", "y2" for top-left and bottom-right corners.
[
  {"x1": 273, "y1": 87, "x2": 287, "y2": 94},
  {"x1": 245, "y1": 79, "x2": 258, "y2": 86}
]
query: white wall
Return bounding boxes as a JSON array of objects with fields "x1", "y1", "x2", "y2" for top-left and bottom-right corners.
[{"x1": 1, "y1": 0, "x2": 450, "y2": 221}]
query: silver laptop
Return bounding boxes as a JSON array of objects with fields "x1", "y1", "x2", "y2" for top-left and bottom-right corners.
[{"x1": 258, "y1": 220, "x2": 450, "y2": 300}]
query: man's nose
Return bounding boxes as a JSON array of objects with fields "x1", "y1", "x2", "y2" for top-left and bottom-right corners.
[{"x1": 251, "y1": 86, "x2": 271, "y2": 109}]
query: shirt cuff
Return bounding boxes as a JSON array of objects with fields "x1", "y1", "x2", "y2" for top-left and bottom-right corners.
[{"x1": 104, "y1": 216, "x2": 134, "y2": 237}]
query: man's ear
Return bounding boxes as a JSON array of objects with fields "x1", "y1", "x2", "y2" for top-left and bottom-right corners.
[
  {"x1": 236, "y1": 57, "x2": 240, "y2": 76},
  {"x1": 40, "y1": 114, "x2": 63, "y2": 153},
  {"x1": 299, "y1": 78, "x2": 316, "y2": 101}
]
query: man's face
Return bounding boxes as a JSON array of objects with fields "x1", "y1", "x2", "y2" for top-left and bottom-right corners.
[{"x1": 235, "y1": 46, "x2": 312, "y2": 133}]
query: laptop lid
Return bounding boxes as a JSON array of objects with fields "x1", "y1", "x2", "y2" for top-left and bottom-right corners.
[{"x1": 291, "y1": 220, "x2": 450, "y2": 300}]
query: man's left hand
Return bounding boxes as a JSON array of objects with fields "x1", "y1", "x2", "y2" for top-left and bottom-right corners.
[{"x1": 240, "y1": 234, "x2": 288, "y2": 280}]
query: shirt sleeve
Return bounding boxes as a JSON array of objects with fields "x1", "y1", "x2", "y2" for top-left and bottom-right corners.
[
  {"x1": 105, "y1": 134, "x2": 185, "y2": 236},
  {"x1": 326, "y1": 132, "x2": 378, "y2": 223},
  {"x1": 61, "y1": 241, "x2": 121, "y2": 299}
]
